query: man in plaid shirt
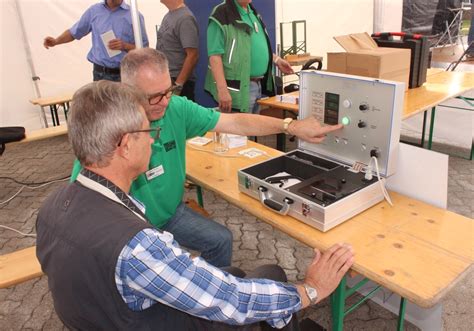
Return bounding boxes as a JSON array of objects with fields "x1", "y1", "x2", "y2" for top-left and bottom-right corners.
[{"x1": 36, "y1": 81, "x2": 354, "y2": 330}]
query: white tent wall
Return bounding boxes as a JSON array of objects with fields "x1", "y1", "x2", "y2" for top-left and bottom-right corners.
[
  {"x1": 1, "y1": 0, "x2": 403, "y2": 130},
  {"x1": 0, "y1": 0, "x2": 166, "y2": 130},
  {"x1": 1, "y1": 0, "x2": 42, "y2": 129},
  {"x1": 374, "y1": 0, "x2": 404, "y2": 32}
]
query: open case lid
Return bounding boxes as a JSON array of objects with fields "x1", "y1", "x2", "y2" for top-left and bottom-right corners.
[{"x1": 297, "y1": 71, "x2": 405, "y2": 177}]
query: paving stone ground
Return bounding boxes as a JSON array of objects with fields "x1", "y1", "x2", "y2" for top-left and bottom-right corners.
[{"x1": 0, "y1": 133, "x2": 472, "y2": 330}]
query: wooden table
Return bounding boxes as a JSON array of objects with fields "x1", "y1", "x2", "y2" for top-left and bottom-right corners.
[
  {"x1": 186, "y1": 138, "x2": 473, "y2": 330},
  {"x1": 30, "y1": 94, "x2": 74, "y2": 127},
  {"x1": 258, "y1": 69, "x2": 474, "y2": 151}
]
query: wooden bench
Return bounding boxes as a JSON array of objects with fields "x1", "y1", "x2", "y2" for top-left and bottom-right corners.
[
  {"x1": 15, "y1": 125, "x2": 68, "y2": 145},
  {"x1": 0, "y1": 246, "x2": 43, "y2": 289},
  {"x1": 0, "y1": 199, "x2": 209, "y2": 289}
]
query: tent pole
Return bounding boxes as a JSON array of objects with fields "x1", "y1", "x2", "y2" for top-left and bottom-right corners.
[
  {"x1": 130, "y1": 0, "x2": 144, "y2": 49},
  {"x1": 14, "y1": 0, "x2": 47, "y2": 128}
]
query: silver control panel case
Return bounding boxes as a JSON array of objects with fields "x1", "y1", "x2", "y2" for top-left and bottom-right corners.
[{"x1": 238, "y1": 71, "x2": 404, "y2": 232}]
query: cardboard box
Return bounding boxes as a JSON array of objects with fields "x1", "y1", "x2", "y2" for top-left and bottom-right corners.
[{"x1": 327, "y1": 33, "x2": 410, "y2": 89}]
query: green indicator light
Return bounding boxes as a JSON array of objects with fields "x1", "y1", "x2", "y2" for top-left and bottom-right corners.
[{"x1": 341, "y1": 116, "x2": 350, "y2": 126}]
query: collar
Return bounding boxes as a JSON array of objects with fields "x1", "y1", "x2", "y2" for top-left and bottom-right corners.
[
  {"x1": 233, "y1": 0, "x2": 249, "y2": 15},
  {"x1": 77, "y1": 169, "x2": 147, "y2": 222},
  {"x1": 170, "y1": 3, "x2": 186, "y2": 12},
  {"x1": 102, "y1": 0, "x2": 129, "y2": 11}
]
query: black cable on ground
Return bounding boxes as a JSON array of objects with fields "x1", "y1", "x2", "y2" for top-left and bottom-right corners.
[{"x1": 0, "y1": 175, "x2": 70, "y2": 186}]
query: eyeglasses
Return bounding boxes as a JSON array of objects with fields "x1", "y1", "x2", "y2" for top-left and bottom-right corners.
[
  {"x1": 147, "y1": 85, "x2": 177, "y2": 105},
  {"x1": 117, "y1": 127, "x2": 161, "y2": 146}
]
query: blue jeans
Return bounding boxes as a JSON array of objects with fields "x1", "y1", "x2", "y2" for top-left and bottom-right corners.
[
  {"x1": 249, "y1": 80, "x2": 262, "y2": 114},
  {"x1": 93, "y1": 70, "x2": 121, "y2": 82},
  {"x1": 161, "y1": 202, "x2": 233, "y2": 267}
]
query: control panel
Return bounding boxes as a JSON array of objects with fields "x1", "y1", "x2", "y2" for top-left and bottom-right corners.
[{"x1": 298, "y1": 71, "x2": 404, "y2": 177}]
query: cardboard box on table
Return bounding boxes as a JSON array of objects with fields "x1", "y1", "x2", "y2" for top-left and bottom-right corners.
[{"x1": 327, "y1": 33, "x2": 410, "y2": 90}]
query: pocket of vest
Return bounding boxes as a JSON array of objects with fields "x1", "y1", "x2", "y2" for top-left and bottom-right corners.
[{"x1": 226, "y1": 79, "x2": 240, "y2": 91}]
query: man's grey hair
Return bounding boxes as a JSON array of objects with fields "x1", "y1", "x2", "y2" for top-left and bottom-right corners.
[
  {"x1": 68, "y1": 81, "x2": 146, "y2": 167},
  {"x1": 121, "y1": 48, "x2": 169, "y2": 86}
]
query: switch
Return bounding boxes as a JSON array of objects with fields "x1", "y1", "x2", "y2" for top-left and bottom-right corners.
[
  {"x1": 358, "y1": 120, "x2": 367, "y2": 128},
  {"x1": 341, "y1": 116, "x2": 350, "y2": 126},
  {"x1": 342, "y1": 99, "x2": 352, "y2": 108},
  {"x1": 359, "y1": 103, "x2": 369, "y2": 111}
]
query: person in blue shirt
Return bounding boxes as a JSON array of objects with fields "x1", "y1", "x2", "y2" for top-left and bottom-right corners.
[{"x1": 43, "y1": 0, "x2": 148, "y2": 81}]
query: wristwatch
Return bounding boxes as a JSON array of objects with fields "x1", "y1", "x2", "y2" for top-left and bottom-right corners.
[
  {"x1": 303, "y1": 283, "x2": 318, "y2": 305},
  {"x1": 282, "y1": 117, "x2": 294, "y2": 135}
]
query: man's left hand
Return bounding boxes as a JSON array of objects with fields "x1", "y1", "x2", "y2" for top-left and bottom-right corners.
[
  {"x1": 276, "y1": 58, "x2": 294, "y2": 75},
  {"x1": 289, "y1": 116, "x2": 343, "y2": 143}
]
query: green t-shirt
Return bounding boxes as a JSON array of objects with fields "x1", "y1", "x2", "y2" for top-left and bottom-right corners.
[
  {"x1": 70, "y1": 96, "x2": 220, "y2": 228},
  {"x1": 207, "y1": 0, "x2": 269, "y2": 77}
]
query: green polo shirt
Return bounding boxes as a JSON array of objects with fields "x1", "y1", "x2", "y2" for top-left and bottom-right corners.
[
  {"x1": 207, "y1": 0, "x2": 269, "y2": 77},
  {"x1": 70, "y1": 96, "x2": 220, "y2": 228}
]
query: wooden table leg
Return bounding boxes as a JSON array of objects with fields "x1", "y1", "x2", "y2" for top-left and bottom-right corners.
[
  {"x1": 428, "y1": 106, "x2": 436, "y2": 150},
  {"x1": 397, "y1": 297, "x2": 407, "y2": 331},
  {"x1": 196, "y1": 185, "x2": 204, "y2": 207}
]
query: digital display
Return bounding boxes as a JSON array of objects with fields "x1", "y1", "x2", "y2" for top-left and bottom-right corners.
[{"x1": 324, "y1": 92, "x2": 340, "y2": 125}]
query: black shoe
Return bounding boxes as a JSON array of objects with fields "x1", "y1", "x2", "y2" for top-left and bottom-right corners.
[{"x1": 299, "y1": 318, "x2": 326, "y2": 331}]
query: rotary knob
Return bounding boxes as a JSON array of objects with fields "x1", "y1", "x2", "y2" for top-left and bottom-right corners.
[
  {"x1": 358, "y1": 120, "x2": 367, "y2": 128},
  {"x1": 359, "y1": 103, "x2": 369, "y2": 111}
]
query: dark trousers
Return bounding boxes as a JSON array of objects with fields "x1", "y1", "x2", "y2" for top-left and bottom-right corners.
[
  {"x1": 93, "y1": 70, "x2": 121, "y2": 82},
  {"x1": 172, "y1": 77, "x2": 195, "y2": 102}
]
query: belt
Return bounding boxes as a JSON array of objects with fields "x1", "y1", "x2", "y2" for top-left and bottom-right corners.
[
  {"x1": 93, "y1": 64, "x2": 120, "y2": 75},
  {"x1": 250, "y1": 76, "x2": 264, "y2": 82}
]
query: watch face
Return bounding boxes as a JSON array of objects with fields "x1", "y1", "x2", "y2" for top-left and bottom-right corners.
[{"x1": 305, "y1": 284, "x2": 318, "y2": 303}]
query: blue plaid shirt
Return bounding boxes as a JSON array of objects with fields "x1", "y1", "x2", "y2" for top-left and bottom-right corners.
[{"x1": 115, "y1": 228, "x2": 302, "y2": 328}]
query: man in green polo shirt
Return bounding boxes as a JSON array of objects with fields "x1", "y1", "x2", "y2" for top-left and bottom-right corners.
[
  {"x1": 70, "y1": 48, "x2": 342, "y2": 268},
  {"x1": 205, "y1": 0, "x2": 293, "y2": 113}
]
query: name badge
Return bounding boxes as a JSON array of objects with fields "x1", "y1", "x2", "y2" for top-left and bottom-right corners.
[
  {"x1": 254, "y1": 22, "x2": 259, "y2": 33},
  {"x1": 146, "y1": 165, "x2": 164, "y2": 181}
]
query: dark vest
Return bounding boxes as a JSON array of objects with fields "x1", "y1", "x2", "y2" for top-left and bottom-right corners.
[{"x1": 36, "y1": 182, "x2": 211, "y2": 330}]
